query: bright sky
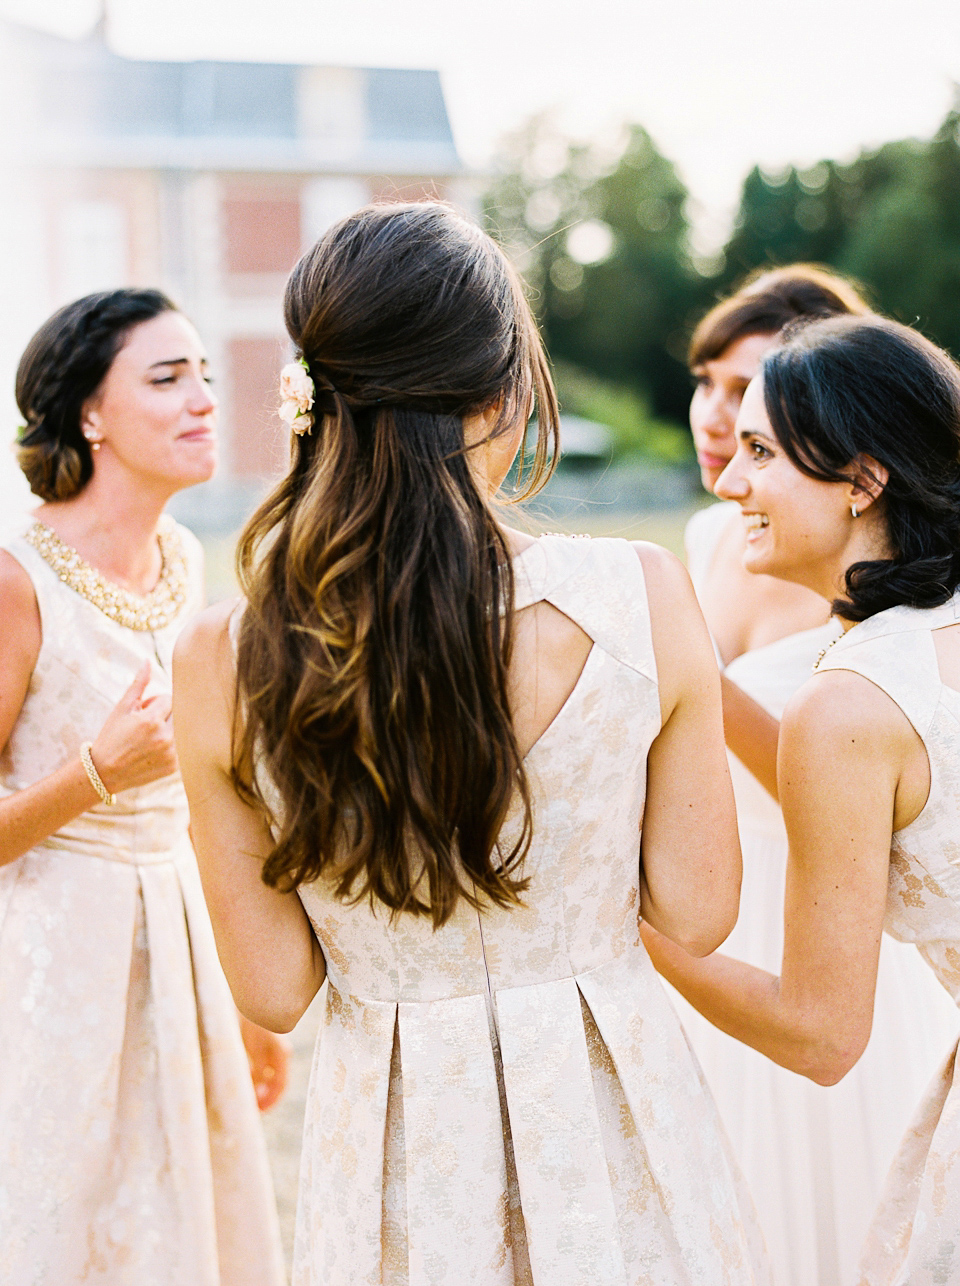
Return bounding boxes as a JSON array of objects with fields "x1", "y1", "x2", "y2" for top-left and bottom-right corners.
[
  {"x1": 1, "y1": 0, "x2": 959, "y2": 509},
  {"x1": 4, "y1": 0, "x2": 960, "y2": 247}
]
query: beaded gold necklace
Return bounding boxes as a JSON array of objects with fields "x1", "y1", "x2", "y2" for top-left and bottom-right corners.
[{"x1": 24, "y1": 516, "x2": 189, "y2": 631}]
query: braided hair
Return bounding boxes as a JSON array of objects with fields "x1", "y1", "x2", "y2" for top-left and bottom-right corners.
[
  {"x1": 16, "y1": 289, "x2": 176, "y2": 500},
  {"x1": 762, "y1": 314, "x2": 960, "y2": 622}
]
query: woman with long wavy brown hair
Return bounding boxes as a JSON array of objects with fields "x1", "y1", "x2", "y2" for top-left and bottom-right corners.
[{"x1": 174, "y1": 201, "x2": 771, "y2": 1285}]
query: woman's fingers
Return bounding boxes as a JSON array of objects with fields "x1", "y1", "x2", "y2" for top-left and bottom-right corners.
[{"x1": 118, "y1": 659, "x2": 152, "y2": 711}]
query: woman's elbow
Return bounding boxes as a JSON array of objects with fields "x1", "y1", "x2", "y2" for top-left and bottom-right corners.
[
  {"x1": 677, "y1": 888, "x2": 740, "y2": 957},
  {"x1": 237, "y1": 994, "x2": 311, "y2": 1035},
  {"x1": 231, "y1": 971, "x2": 323, "y2": 1034},
  {"x1": 792, "y1": 1026, "x2": 869, "y2": 1086}
]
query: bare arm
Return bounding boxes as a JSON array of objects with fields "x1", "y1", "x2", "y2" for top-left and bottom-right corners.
[
  {"x1": 720, "y1": 674, "x2": 781, "y2": 801},
  {"x1": 635, "y1": 542, "x2": 741, "y2": 956},
  {"x1": 173, "y1": 603, "x2": 326, "y2": 1033},
  {"x1": 0, "y1": 552, "x2": 178, "y2": 865},
  {"x1": 641, "y1": 670, "x2": 911, "y2": 1084}
]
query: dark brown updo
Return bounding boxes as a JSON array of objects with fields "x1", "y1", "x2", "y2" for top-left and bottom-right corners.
[{"x1": 16, "y1": 288, "x2": 176, "y2": 500}]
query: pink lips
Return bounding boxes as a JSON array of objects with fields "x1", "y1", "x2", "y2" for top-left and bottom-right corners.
[{"x1": 698, "y1": 452, "x2": 730, "y2": 471}]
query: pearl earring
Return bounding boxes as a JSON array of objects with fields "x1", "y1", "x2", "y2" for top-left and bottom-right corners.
[
  {"x1": 851, "y1": 503, "x2": 859, "y2": 518},
  {"x1": 83, "y1": 432, "x2": 102, "y2": 452}
]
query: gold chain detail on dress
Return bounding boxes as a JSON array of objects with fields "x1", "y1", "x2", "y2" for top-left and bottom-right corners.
[{"x1": 25, "y1": 517, "x2": 189, "y2": 631}]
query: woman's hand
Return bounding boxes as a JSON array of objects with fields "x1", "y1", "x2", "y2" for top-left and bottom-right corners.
[
  {"x1": 90, "y1": 660, "x2": 178, "y2": 793},
  {"x1": 238, "y1": 1014, "x2": 292, "y2": 1111}
]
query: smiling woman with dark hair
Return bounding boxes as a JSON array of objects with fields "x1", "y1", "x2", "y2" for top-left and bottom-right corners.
[
  {"x1": 669, "y1": 268, "x2": 958, "y2": 1286},
  {"x1": 0, "y1": 290, "x2": 286, "y2": 1286},
  {"x1": 645, "y1": 313, "x2": 960, "y2": 1285}
]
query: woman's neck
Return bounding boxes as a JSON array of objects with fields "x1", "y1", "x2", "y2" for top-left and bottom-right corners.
[{"x1": 37, "y1": 475, "x2": 173, "y2": 596}]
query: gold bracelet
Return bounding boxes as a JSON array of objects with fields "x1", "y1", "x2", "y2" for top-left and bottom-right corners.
[{"x1": 79, "y1": 741, "x2": 117, "y2": 806}]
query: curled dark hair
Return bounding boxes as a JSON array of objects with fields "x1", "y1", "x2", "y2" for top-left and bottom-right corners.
[
  {"x1": 688, "y1": 264, "x2": 871, "y2": 368},
  {"x1": 762, "y1": 314, "x2": 960, "y2": 622},
  {"x1": 16, "y1": 288, "x2": 176, "y2": 500},
  {"x1": 234, "y1": 202, "x2": 560, "y2": 924}
]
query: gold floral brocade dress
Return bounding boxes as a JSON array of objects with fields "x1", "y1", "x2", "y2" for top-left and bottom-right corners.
[
  {"x1": 816, "y1": 594, "x2": 960, "y2": 1286},
  {"x1": 290, "y1": 535, "x2": 772, "y2": 1286},
  {"x1": 0, "y1": 516, "x2": 285, "y2": 1286}
]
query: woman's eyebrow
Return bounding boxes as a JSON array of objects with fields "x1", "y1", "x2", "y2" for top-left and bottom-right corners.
[
  {"x1": 739, "y1": 427, "x2": 776, "y2": 444},
  {"x1": 147, "y1": 356, "x2": 190, "y2": 370}
]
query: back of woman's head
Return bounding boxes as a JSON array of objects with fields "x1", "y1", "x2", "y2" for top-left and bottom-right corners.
[
  {"x1": 688, "y1": 264, "x2": 871, "y2": 368},
  {"x1": 762, "y1": 314, "x2": 960, "y2": 621},
  {"x1": 16, "y1": 288, "x2": 176, "y2": 500},
  {"x1": 235, "y1": 201, "x2": 559, "y2": 924}
]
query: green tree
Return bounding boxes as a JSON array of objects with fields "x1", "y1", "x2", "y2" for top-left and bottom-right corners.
[
  {"x1": 838, "y1": 113, "x2": 960, "y2": 351},
  {"x1": 716, "y1": 100, "x2": 960, "y2": 356},
  {"x1": 485, "y1": 118, "x2": 708, "y2": 432}
]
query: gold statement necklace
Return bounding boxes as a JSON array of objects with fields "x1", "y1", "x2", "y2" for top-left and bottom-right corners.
[{"x1": 25, "y1": 516, "x2": 189, "y2": 631}]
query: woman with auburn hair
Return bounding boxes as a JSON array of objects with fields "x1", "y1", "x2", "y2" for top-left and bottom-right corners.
[
  {"x1": 174, "y1": 201, "x2": 771, "y2": 1285},
  {"x1": 0, "y1": 289, "x2": 287, "y2": 1285},
  {"x1": 664, "y1": 267, "x2": 959, "y2": 1286},
  {"x1": 644, "y1": 313, "x2": 960, "y2": 1286}
]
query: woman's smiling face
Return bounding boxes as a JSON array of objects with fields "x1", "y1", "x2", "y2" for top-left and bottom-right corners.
[{"x1": 714, "y1": 376, "x2": 855, "y2": 592}]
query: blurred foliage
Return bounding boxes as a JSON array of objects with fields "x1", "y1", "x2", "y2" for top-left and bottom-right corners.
[
  {"x1": 719, "y1": 102, "x2": 960, "y2": 353},
  {"x1": 485, "y1": 100, "x2": 960, "y2": 459},
  {"x1": 552, "y1": 362, "x2": 692, "y2": 463},
  {"x1": 484, "y1": 117, "x2": 710, "y2": 444}
]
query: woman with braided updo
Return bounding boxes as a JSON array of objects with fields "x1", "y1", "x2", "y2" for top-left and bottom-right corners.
[
  {"x1": 175, "y1": 202, "x2": 772, "y2": 1285},
  {"x1": 0, "y1": 289, "x2": 286, "y2": 1285}
]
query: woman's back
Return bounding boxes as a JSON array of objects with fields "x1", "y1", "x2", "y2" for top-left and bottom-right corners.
[{"x1": 288, "y1": 535, "x2": 769, "y2": 1286}]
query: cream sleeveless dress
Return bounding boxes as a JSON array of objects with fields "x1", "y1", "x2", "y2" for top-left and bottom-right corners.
[
  {"x1": 286, "y1": 534, "x2": 772, "y2": 1286},
  {"x1": 816, "y1": 593, "x2": 960, "y2": 1286},
  {"x1": 677, "y1": 503, "x2": 959, "y2": 1286},
  {"x1": 0, "y1": 516, "x2": 285, "y2": 1286}
]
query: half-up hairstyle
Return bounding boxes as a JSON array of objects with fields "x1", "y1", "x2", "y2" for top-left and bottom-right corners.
[
  {"x1": 762, "y1": 314, "x2": 960, "y2": 622},
  {"x1": 16, "y1": 288, "x2": 176, "y2": 500},
  {"x1": 234, "y1": 202, "x2": 560, "y2": 925}
]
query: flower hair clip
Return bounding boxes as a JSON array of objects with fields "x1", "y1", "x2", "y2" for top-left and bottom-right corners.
[{"x1": 279, "y1": 357, "x2": 315, "y2": 436}]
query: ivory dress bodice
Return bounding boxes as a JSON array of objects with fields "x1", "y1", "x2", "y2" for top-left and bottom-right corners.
[{"x1": 818, "y1": 592, "x2": 960, "y2": 1005}]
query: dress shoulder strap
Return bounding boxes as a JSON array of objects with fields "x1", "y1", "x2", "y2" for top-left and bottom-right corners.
[
  {"x1": 514, "y1": 535, "x2": 656, "y2": 682},
  {"x1": 816, "y1": 596, "x2": 960, "y2": 739}
]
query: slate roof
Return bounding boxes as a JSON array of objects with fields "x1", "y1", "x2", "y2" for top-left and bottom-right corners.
[{"x1": 6, "y1": 20, "x2": 461, "y2": 174}]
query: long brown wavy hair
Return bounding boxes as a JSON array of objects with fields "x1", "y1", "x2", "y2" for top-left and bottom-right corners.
[{"x1": 234, "y1": 202, "x2": 560, "y2": 926}]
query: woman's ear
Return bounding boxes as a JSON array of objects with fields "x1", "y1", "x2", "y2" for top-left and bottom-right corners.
[{"x1": 846, "y1": 455, "x2": 889, "y2": 515}]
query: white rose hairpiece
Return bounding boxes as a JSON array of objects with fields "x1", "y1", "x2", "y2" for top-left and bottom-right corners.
[{"x1": 279, "y1": 357, "x2": 316, "y2": 436}]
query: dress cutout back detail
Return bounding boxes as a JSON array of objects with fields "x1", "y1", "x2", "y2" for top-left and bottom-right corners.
[{"x1": 292, "y1": 534, "x2": 771, "y2": 1286}]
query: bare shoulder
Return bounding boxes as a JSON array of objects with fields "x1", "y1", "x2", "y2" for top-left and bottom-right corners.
[
  {"x1": 0, "y1": 549, "x2": 40, "y2": 655},
  {"x1": 0, "y1": 547, "x2": 37, "y2": 610},
  {"x1": 631, "y1": 541, "x2": 715, "y2": 715},
  {"x1": 782, "y1": 667, "x2": 916, "y2": 755},
  {"x1": 631, "y1": 540, "x2": 692, "y2": 594},
  {"x1": 174, "y1": 597, "x2": 241, "y2": 695},
  {"x1": 631, "y1": 540, "x2": 701, "y2": 620}
]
